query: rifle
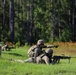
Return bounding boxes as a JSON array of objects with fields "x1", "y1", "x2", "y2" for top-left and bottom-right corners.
[{"x1": 52, "y1": 55, "x2": 71, "y2": 64}]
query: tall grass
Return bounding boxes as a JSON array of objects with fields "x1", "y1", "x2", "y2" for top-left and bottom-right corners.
[{"x1": 0, "y1": 43, "x2": 76, "y2": 75}]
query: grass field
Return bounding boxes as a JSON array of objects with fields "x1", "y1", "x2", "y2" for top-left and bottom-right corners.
[{"x1": 0, "y1": 42, "x2": 76, "y2": 75}]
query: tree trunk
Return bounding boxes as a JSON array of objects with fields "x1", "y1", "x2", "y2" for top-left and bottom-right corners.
[
  {"x1": 74, "y1": 0, "x2": 76, "y2": 41},
  {"x1": 72, "y1": 0, "x2": 75, "y2": 41},
  {"x1": 0, "y1": 0, "x2": 2, "y2": 55},
  {"x1": 9, "y1": 0, "x2": 14, "y2": 42},
  {"x1": 51, "y1": 0, "x2": 54, "y2": 42},
  {"x1": 58, "y1": 0, "x2": 61, "y2": 39},
  {"x1": 0, "y1": 41, "x2": 2, "y2": 56},
  {"x1": 3, "y1": 0, "x2": 6, "y2": 29},
  {"x1": 30, "y1": 0, "x2": 34, "y2": 44},
  {"x1": 26, "y1": 0, "x2": 31, "y2": 45}
]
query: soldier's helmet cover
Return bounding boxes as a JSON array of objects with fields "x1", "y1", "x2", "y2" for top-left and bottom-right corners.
[
  {"x1": 45, "y1": 49, "x2": 53, "y2": 54},
  {"x1": 37, "y1": 39, "x2": 44, "y2": 45}
]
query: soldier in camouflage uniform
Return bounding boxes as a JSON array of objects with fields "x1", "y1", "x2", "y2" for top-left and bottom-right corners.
[
  {"x1": 1, "y1": 44, "x2": 10, "y2": 51},
  {"x1": 36, "y1": 48, "x2": 53, "y2": 65},
  {"x1": 10, "y1": 39, "x2": 58, "y2": 64},
  {"x1": 28, "y1": 39, "x2": 58, "y2": 59},
  {"x1": 11, "y1": 49, "x2": 53, "y2": 64},
  {"x1": 11, "y1": 57, "x2": 35, "y2": 63},
  {"x1": 27, "y1": 39, "x2": 44, "y2": 58}
]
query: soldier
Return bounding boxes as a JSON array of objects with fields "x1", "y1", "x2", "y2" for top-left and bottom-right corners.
[
  {"x1": 27, "y1": 39, "x2": 44, "y2": 58},
  {"x1": 36, "y1": 49, "x2": 53, "y2": 65},
  {"x1": 28, "y1": 39, "x2": 58, "y2": 59},
  {"x1": 10, "y1": 49, "x2": 52, "y2": 64},
  {"x1": 10, "y1": 40, "x2": 58, "y2": 64},
  {"x1": 13, "y1": 49, "x2": 53, "y2": 65},
  {"x1": 10, "y1": 57, "x2": 35, "y2": 63},
  {"x1": 1, "y1": 44, "x2": 10, "y2": 51}
]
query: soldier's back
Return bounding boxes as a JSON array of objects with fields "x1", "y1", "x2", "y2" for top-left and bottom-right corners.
[{"x1": 28, "y1": 45, "x2": 38, "y2": 54}]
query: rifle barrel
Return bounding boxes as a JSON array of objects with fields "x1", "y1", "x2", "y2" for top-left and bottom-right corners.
[{"x1": 71, "y1": 57, "x2": 76, "y2": 58}]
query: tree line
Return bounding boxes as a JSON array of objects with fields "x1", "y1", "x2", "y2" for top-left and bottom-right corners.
[{"x1": 0, "y1": 0, "x2": 76, "y2": 45}]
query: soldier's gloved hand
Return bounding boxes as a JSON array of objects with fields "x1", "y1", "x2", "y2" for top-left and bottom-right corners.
[{"x1": 54, "y1": 45, "x2": 59, "y2": 48}]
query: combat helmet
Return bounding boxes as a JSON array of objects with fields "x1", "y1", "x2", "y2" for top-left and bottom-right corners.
[
  {"x1": 45, "y1": 48, "x2": 53, "y2": 54},
  {"x1": 37, "y1": 39, "x2": 44, "y2": 45}
]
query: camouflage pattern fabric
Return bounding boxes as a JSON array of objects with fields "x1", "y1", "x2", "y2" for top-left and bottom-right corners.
[
  {"x1": 28, "y1": 45, "x2": 42, "y2": 57},
  {"x1": 36, "y1": 54, "x2": 50, "y2": 65},
  {"x1": 36, "y1": 49, "x2": 53, "y2": 65}
]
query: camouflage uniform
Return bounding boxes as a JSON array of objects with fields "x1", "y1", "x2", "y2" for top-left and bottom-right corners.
[
  {"x1": 19, "y1": 39, "x2": 58, "y2": 64},
  {"x1": 1, "y1": 44, "x2": 9, "y2": 51},
  {"x1": 27, "y1": 39, "x2": 58, "y2": 62},
  {"x1": 10, "y1": 57, "x2": 35, "y2": 63},
  {"x1": 28, "y1": 40, "x2": 45, "y2": 58},
  {"x1": 11, "y1": 49, "x2": 53, "y2": 65},
  {"x1": 24, "y1": 57, "x2": 35, "y2": 63},
  {"x1": 36, "y1": 54, "x2": 50, "y2": 65},
  {"x1": 36, "y1": 49, "x2": 53, "y2": 65},
  {"x1": 28, "y1": 45, "x2": 42, "y2": 57},
  {"x1": 10, "y1": 40, "x2": 58, "y2": 64}
]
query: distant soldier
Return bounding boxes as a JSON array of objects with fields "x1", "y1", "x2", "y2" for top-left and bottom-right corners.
[
  {"x1": 1, "y1": 44, "x2": 10, "y2": 51},
  {"x1": 28, "y1": 39, "x2": 58, "y2": 59}
]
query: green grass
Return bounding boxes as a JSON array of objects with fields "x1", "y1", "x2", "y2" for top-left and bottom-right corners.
[{"x1": 0, "y1": 46, "x2": 76, "y2": 75}]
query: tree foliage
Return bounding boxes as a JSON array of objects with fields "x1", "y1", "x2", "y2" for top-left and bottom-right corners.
[{"x1": 0, "y1": 0, "x2": 76, "y2": 45}]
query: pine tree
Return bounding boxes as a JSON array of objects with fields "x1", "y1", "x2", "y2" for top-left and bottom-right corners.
[{"x1": 9, "y1": 0, "x2": 14, "y2": 42}]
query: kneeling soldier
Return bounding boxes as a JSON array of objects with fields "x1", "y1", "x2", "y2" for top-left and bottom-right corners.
[
  {"x1": 28, "y1": 39, "x2": 58, "y2": 58},
  {"x1": 36, "y1": 49, "x2": 53, "y2": 65}
]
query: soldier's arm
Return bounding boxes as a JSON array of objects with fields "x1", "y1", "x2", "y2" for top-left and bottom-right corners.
[{"x1": 45, "y1": 45, "x2": 58, "y2": 48}]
